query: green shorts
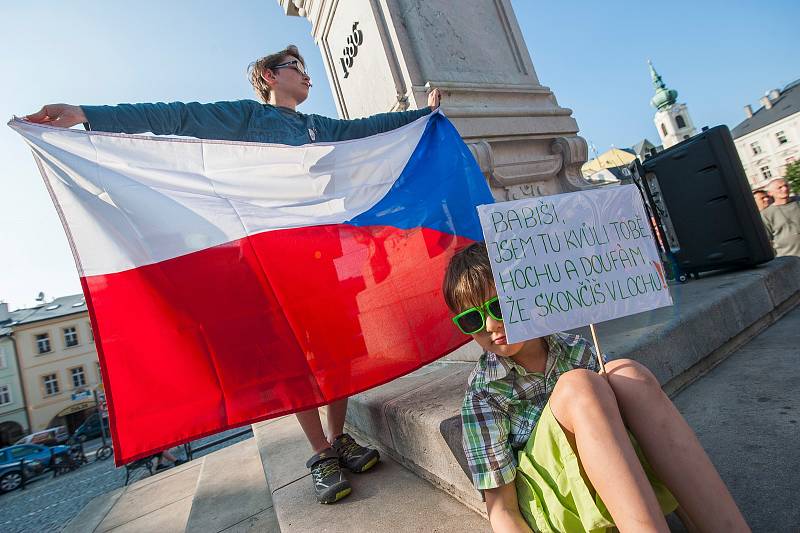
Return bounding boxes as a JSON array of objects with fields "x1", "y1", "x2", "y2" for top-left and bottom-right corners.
[{"x1": 515, "y1": 403, "x2": 678, "y2": 533}]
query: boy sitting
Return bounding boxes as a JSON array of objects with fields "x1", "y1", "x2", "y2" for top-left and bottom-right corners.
[{"x1": 444, "y1": 243, "x2": 748, "y2": 532}]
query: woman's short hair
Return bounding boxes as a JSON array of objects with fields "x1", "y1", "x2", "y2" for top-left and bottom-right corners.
[
  {"x1": 443, "y1": 243, "x2": 495, "y2": 313},
  {"x1": 247, "y1": 45, "x2": 306, "y2": 103}
]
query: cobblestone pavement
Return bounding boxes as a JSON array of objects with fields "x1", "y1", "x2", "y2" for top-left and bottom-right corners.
[{"x1": 0, "y1": 428, "x2": 253, "y2": 533}]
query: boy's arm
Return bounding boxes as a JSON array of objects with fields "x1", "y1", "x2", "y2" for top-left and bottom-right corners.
[
  {"x1": 315, "y1": 88, "x2": 441, "y2": 141},
  {"x1": 485, "y1": 483, "x2": 533, "y2": 533},
  {"x1": 316, "y1": 107, "x2": 431, "y2": 141},
  {"x1": 81, "y1": 100, "x2": 256, "y2": 139},
  {"x1": 463, "y1": 392, "x2": 528, "y2": 531},
  {"x1": 27, "y1": 101, "x2": 257, "y2": 140}
]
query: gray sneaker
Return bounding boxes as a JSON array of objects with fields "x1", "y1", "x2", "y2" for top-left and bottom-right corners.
[
  {"x1": 331, "y1": 433, "x2": 380, "y2": 473},
  {"x1": 305, "y1": 448, "x2": 351, "y2": 504}
]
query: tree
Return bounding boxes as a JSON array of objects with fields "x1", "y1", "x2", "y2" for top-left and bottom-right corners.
[{"x1": 786, "y1": 161, "x2": 800, "y2": 194}]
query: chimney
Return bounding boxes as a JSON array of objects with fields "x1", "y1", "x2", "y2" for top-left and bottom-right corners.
[
  {"x1": 744, "y1": 105, "x2": 753, "y2": 118},
  {"x1": 0, "y1": 302, "x2": 9, "y2": 322},
  {"x1": 760, "y1": 95, "x2": 773, "y2": 110},
  {"x1": 768, "y1": 88, "x2": 781, "y2": 101}
]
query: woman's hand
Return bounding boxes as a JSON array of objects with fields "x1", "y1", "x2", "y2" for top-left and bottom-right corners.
[
  {"x1": 25, "y1": 104, "x2": 87, "y2": 128},
  {"x1": 427, "y1": 88, "x2": 442, "y2": 110}
]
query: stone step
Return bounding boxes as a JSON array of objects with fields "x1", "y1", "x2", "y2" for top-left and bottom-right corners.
[
  {"x1": 253, "y1": 415, "x2": 490, "y2": 532},
  {"x1": 185, "y1": 438, "x2": 278, "y2": 532},
  {"x1": 344, "y1": 257, "x2": 800, "y2": 514},
  {"x1": 64, "y1": 438, "x2": 278, "y2": 533},
  {"x1": 64, "y1": 460, "x2": 202, "y2": 533}
]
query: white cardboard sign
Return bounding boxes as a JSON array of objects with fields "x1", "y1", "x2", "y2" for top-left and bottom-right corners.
[{"x1": 477, "y1": 185, "x2": 673, "y2": 343}]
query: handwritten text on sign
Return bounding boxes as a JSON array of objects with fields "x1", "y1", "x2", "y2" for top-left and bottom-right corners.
[{"x1": 477, "y1": 185, "x2": 673, "y2": 343}]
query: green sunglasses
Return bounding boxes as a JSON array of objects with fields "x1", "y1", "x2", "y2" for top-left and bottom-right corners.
[{"x1": 452, "y1": 296, "x2": 503, "y2": 335}]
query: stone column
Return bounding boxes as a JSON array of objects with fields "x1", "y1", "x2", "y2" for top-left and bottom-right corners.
[{"x1": 277, "y1": 0, "x2": 591, "y2": 200}]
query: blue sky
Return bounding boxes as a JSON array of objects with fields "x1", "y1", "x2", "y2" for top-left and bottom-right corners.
[{"x1": 1, "y1": 0, "x2": 798, "y2": 309}]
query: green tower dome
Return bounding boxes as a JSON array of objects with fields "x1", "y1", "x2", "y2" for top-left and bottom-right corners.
[{"x1": 649, "y1": 60, "x2": 677, "y2": 110}]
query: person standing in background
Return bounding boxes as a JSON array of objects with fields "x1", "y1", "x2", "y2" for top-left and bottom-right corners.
[{"x1": 760, "y1": 178, "x2": 800, "y2": 257}]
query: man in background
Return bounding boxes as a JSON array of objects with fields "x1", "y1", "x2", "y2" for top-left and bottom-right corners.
[{"x1": 760, "y1": 178, "x2": 800, "y2": 257}]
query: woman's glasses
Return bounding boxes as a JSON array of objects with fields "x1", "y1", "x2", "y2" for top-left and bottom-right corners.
[{"x1": 452, "y1": 296, "x2": 503, "y2": 335}]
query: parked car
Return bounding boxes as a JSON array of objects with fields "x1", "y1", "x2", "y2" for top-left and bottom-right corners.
[
  {"x1": 71, "y1": 414, "x2": 110, "y2": 443},
  {"x1": 14, "y1": 426, "x2": 69, "y2": 446},
  {"x1": 0, "y1": 444, "x2": 71, "y2": 493}
]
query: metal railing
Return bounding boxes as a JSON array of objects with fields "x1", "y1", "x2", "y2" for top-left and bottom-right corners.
[{"x1": 182, "y1": 427, "x2": 253, "y2": 461}]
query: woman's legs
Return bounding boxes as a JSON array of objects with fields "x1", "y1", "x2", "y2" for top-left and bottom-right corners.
[
  {"x1": 549, "y1": 369, "x2": 669, "y2": 532},
  {"x1": 605, "y1": 359, "x2": 749, "y2": 532}
]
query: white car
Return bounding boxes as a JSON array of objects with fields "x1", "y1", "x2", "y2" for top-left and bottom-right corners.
[{"x1": 14, "y1": 427, "x2": 69, "y2": 446}]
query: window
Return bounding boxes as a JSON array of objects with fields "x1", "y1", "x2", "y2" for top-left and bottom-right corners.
[
  {"x1": 683, "y1": 135, "x2": 690, "y2": 140},
  {"x1": 660, "y1": 123, "x2": 668, "y2": 136},
  {"x1": 0, "y1": 384, "x2": 11, "y2": 406},
  {"x1": 751, "y1": 141, "x2": 762, "y2": 155},
  {"x1": 676, "y1": 115, "x2": 687, "y2": 129},
  {"x1": 63, "y1": 326, "x2": 79, "y2": 348},
  {"x1": 35, "y1": 333, "x2": 51, "y2": 354},
  {"x1": 42, "y1": 374, "x2": 60, "y2": 396},
  {"x1": 761, "y1": 166, "x2": 773, "y2": 180},
  {"x1": 9, "y1": 445, "x2": 38, "y2": 459},
  {"x1": 0, "y1": 345, "x2": 7, "y2": 369},
  {"x1": 776, "y1": 130, "x2": 788, "y2": 145},
  {"x1": 70, "y1": 366, "x2": 86, "y2": 388}
]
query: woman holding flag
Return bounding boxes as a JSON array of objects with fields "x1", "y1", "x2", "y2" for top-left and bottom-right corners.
[{"x1": 26, "y1": 44, "x2": 442, "y2": 505}]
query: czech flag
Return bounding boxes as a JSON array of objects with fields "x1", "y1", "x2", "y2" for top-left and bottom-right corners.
[{"x1": 10, "y1": 111, "x2": 493, "y2": 464}]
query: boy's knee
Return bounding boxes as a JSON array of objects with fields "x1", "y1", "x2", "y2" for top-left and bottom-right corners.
[
  {"x1": 549, "y1": 370, "x2": 617, "y2": 430},
  {"x1": 605, "y1": 359, "x2": 660, "y2": 391},
  {"x1": 551, "y1": 369, "x2": 613, "y2": 408}
]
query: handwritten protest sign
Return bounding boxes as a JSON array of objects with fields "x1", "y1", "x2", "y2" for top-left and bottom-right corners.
[{"x1": 477, "y1": 185, "x2": 672, "y2": 343}]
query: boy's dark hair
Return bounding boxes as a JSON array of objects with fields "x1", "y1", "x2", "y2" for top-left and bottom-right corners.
[
  {"x1": 443, "y1": 243, "x2": 494, "y2": 313},
  {"x1": 247, "y1": 45, "x2": 306, "y2": 103}
]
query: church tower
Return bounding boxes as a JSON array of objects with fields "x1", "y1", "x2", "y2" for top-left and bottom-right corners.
[{"x1": 650, "y1": 60, "x2": 696, "y2": 149}]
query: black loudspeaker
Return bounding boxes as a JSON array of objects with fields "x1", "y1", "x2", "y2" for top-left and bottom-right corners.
[{"x1": 634, "y1": 126, "x2": 774, "y2": 276}]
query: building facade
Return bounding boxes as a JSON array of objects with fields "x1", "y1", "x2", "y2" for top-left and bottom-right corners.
[
  {"x1": 649, "y1": 61, "x2": 697, "y2": 149},
  {"x1": 732, "y1": 80, "x2": 800, "y2": 189},
  {"x1": 13, "y1": 295, "x2": 101, "y2": 434},
  {"x1": 0, "y1": 303, "x2": 32, "y2": 446}
]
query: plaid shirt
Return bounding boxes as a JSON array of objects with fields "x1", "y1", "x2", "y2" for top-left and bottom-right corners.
[{"x1": 461, "y1": 333, "x2": 602, "y2": 490}]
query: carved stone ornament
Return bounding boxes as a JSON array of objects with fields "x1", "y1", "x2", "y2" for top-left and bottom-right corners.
[
  {"x1": 551, "y1": 136, "x2": 593, "y2": 191},
  {"x1": 466, "y1": 140, "x2": 494, "y2": 177},
  {"x1": 291, "y1": 0, "x2": 307, "y2": 16}
]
